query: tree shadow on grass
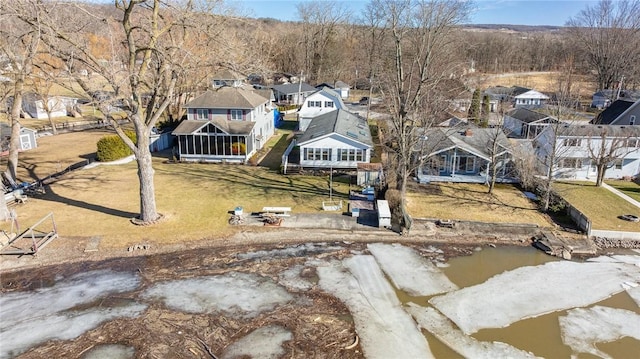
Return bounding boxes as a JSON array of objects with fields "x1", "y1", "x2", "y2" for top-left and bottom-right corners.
[{"x1": 22, "y1": 164, "x2": 139, "y2": 220}]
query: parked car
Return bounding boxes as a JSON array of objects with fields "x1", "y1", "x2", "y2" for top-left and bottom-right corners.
[
  {"x1": 618, "y1": 214, "x2": 640, "y2": 222},
  {"x1": 359, "y1": 97, "x2": 370, "y2": 105}
]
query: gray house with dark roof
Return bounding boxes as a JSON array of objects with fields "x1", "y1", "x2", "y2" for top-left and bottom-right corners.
[
  {"x1": 271, "y1": 83, "x2": 316, "y2": 105},
  {"x1": 172, "y1": 86, "x2": 275, "y2": 163},
  {"x1": 294, "y1": 109, "x2": 373, "y2": 169},
  {"x1": 504, "y1": 108, "x2": 560, "y2": 139},
  {"x1": 416, "y1": 127, "x2": 516, "y2": 184},
  {"x1": 591, "y1": 99, "x2": 640, "y2": 125}
]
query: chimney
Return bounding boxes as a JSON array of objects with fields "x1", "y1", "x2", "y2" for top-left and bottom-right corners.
[{"x1": 464, "y1": 128, "x2": 473, "y2": 136}]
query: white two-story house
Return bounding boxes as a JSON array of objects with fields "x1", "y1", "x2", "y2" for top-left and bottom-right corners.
[
  {"x1": 297, "y1": 87, "x2": 346, "y2": 131},
  {"x1": 535, "y1": 124, "x2": 640, "y2": 180},
  {"x1": 172, "y1": 86, "x2": 275, "y2": 163}
]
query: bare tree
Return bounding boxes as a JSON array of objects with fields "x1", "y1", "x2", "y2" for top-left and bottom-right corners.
[
  {"x1": 585, "y1": 126, "x2": 637, "y2": 186},
  {"x1": 30, "y1": 77, "x2": 62, "y2": 134},
  {"x1": 0, "y1": 1, "x2": 41, "y2": 183},
  {"x1": 22, "y1": 0, "x2": 227, "y2": 224},
  {"x1": 369, "y1": 0, "x2": 470, "y2": 232},
  {"x1": 566, "y1": 0, "x2": 640, "y2": 91},
  {"x1": 297, "y1": 1, "x2": 350, "y2": 83}
]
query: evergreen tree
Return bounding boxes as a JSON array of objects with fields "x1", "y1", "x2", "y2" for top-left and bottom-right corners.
[
  {"x1": 468, "y1": 88, "x2": 481, "y2": 125},
  {"x1": 481, "y1": 94, "x2": 491, "y2": 127}
]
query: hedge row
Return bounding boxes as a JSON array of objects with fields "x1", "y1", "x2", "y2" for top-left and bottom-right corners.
[{"x1": 96, "y1": 131, "x2": 137, "y2": 162}]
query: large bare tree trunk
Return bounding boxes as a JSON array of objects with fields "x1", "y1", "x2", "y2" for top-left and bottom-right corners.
[
  {"x1": 7, "y1": 79, "x2": 24, "y2": 182},
  {"x1": 134, "y1": 133, "x2": 158, "y2": 223}
]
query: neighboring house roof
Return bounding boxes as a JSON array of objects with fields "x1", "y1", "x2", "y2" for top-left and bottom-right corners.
[
  {"x1": 211, "y1": 69, "x2": 244, "y2": 80},
  {"x1": 421, "y1": 127, "x2": 511, "y2": 161},
  {"x1": 591, "y1": 99, "x2": 636, "y2": 125},
  {"x1": 436, "y1": 115, "x2": 468, "y2": 128},
  {"x1": 556, "y1": 124, "x2": 640, "y2": 138},
  {"x1": 172, "y1": 118, "x2": 255, "y2": 135},
  {"x1": 485, "y1": 86, "x2": 512, "y2": 97},
  {"x1": 511, "y1": 86, "x2": 532, "y2": 97},
  {"x1": 271, "y1": 83, "x2": 316, "y2": 95},
  {"x1": 305, "y1": 87, "x2": 346, "y2": 107},
  {"x1": 297, "y1": 109, "x2": 373, "y2": 147},
  {"x1": 334, "y1": 80, "x2": 349, "y2": 89},
  {"x1": 594, "y1": 89, "x2": 640, "y2": 101},
  {"x1": 506, "y1": 108, "x2": 554, "y2": 123},
  {"x1": 184, "y1": 87, "x2": 267, "y2": 110},
  {"x1": 514, "y1": 90, "x2": 549, "y2": 100}
]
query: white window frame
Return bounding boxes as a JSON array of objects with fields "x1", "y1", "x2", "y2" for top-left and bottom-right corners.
[
  {"x1": 196, "y1": 109, "x2": 208, "y2": 120},
  {"x1": 230, "y1": 109, "x2": 242, "y2": 121},
  {"x1": 325, "y1": 101, "x2": 334, "y2": 108}
]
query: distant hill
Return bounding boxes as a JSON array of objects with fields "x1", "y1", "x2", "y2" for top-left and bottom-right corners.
[{"x1": 461, "y1": 24, "x2": 564, "y2": 33}]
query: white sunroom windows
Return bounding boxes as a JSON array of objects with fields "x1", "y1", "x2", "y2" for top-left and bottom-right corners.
[
  {"x1": 304, "y1": 148, "x2": 332, "y2": 161},
  {"x1": 338, "y1": 148, "x2": 365, "y2": 161}
]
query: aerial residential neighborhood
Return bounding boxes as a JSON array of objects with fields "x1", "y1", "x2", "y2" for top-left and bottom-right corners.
[{"x1": 1, "y1": 1, "x2": 640, "y2": 358}]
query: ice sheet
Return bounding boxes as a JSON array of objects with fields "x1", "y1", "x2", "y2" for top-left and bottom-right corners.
[
  {"x1": 368, "y1": 243, "x2": 458, "y2": 296},
  {"x1": 430, "y1": 259, "x2": 640, "y2": 334},
  {"x1": 406, "y1": 304, "x2": 540, "y2": 359},
  {"x1": 221, "y1": 325, "x2": 292, "y2": 359},
  {"x1": 559, "y1": 306, "x2": 640, "y2": 358},
  {"x1": 317, "y1": 256, "x2": 434, "y2": 359},
  {"x1": 0, "y1": 270, "x2": 143, "y2": 359},
  {"x1": 142, "y1": 272, "x2": 293, "y2": 318}
]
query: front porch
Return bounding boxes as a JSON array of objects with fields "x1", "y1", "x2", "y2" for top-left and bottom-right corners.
[{"x1": 416, "y1": 172, "x2": 519, "y2": 184}]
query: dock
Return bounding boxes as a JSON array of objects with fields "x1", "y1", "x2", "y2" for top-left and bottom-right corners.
[{"x1": 532, "y1": 231, "x2": 597, "y2": 260}]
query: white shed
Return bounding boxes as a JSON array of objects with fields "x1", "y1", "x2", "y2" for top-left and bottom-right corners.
[{"x1": 377, "y1": 200, "x2": 391, "y2": 228}]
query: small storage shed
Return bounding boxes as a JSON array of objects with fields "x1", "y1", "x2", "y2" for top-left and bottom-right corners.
[{"x1": 376, "y1": 200, "x2": 391, "y2": 228}]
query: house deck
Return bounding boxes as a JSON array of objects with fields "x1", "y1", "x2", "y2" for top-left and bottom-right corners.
[{"x1": 417, "y1": 174, "x2": 518, "y2": 184}]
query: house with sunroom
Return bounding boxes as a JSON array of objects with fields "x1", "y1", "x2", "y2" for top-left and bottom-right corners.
[
  {"x1": 172, "y1": 86, "x2": 275, "y2": 163},
  {"x1": 289, "y1": 109, "x2": 373, "y2": 170},
  {"x1": 416, "y1": 127, "x2": 516, "y2": 184},
  {"x1": 297, "y1": 87, "x2": 346, "y2": 131},
  {"x1": 503, "y1": 108, "x2": 560, "y2": 139},
  {"x1": 534, "y1": 124, "x2": 640, "y2": 180}
]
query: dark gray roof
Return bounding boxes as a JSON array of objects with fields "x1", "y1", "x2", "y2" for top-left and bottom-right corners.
[
  {"x1": 184, "y1": 87, "x2": 267, "y2": 109},
  {"x1": 172, "y1": 118, "x2": 255, "y2": 135},
  {"x1": 591, "y1": 99, "x2": 636, "y2": 124},
  {"x1": 297, "y1": 109, "x2": 373, "y2": 147},
  {"x1": 557, "y1": 124, "x2": 640, "y2": 137},
  {"x1": 506, "y1": 108, "x2": 554, "y2": 123},
  {"x1": 271, "y1": 83, "x2": 316, "y2": 95},
  {"x1": 421, "y1": 127, "x2": 511, "y2": 160}
]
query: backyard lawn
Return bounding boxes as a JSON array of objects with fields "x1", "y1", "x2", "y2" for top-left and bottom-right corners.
[
  {"x1": 554, "y1": 181, "x2": 640, "y2": 231},
  {"x1": 406, "y1": 182, "x2": 551, "y2": 227},
  {"x1": 605, "y1": 179, "x2": 640, "y2": 203},
  {"x1": 1, "y1": 129, "x2": 350, "y2": 249}
]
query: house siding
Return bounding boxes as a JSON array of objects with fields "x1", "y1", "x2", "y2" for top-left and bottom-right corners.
[
  {"x1": 298, "y1": 134, "x2": 371, "y2": 169},
  {"x1": 612, "y1": 103, "x2": 640, "y2": 125}
]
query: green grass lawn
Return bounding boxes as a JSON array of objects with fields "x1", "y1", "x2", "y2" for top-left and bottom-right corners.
[
  {"x1": 554, "y1": 181, "x2": 640, "y2": 231},
  {"x1": 605, "y1": 179, "x2": 640, "y2": 202},
  {"x1": 406, "y1": 182, "x2": 551, "y2": 227},
  {"x1": 2, "y1": 130, "x2": 351, "y2": 249}
]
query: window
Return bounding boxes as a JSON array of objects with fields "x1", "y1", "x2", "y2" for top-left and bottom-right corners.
[
  {"x1": 563, "y1": 138, "x2": 582, "y2": 147},
  {"x1": 230, "y1": 109, "x2": 242, "y2": 121},
  {"x1": 338, "y1": 149, "x2": 364, "y2": 162},
  {"x1": 613, "y1": 159, "x2": 623, "y2": 170},
  {"x1": 440, "y1": 155, "x2": 447, "y2": 172},
  {"x1": 325, "y1": 101, "x2": 334, "y2": 108},
  {"x1": 631, "y1": 115, "x2": 636, "y2": 125},
  {"x1": 627, "y1": 138, "x2": 639, "y2": 148},
  {"x1": 307, "y1": 100, "x2": 317, "y2": 107},
  {"x1": 196, "y1": 109, "x2": 208, "y2": 120},
  {"x1": 304, "y1": 148, "x2": 330, "y2": 161},
  {"x1": 560, "y1": 158, "x2": 582, "y2": 168}
]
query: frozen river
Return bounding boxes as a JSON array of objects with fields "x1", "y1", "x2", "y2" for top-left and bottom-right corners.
[{"x1": 1, "y1": 243, "x2": 639, "y2": 358}]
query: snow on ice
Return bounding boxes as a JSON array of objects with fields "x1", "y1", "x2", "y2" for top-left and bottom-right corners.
[
  {"x1": 0, "y1": 270, "x2": 144, "y2": 359},
  {"x1": 221, "y1": 325, "x2": 292, "y2": 359},
  {"x1": 406, "y1": 304, "x2": 540, "y2": 359},
  {"x1": 430, "y1": 259, "x2": 640, "y2": 334},
  {"x1": 559, "y1": 306, "x2": 640, "y2": 358},
  {"x1": 367, "y1": 243, "x2": 458, "y2": 296},
  {"x1": 142, "y1": 272, "x2": 293, "y2": 318},
  {"x1": 316, "y1": 255, "x2": 434, "y2": 359}
]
